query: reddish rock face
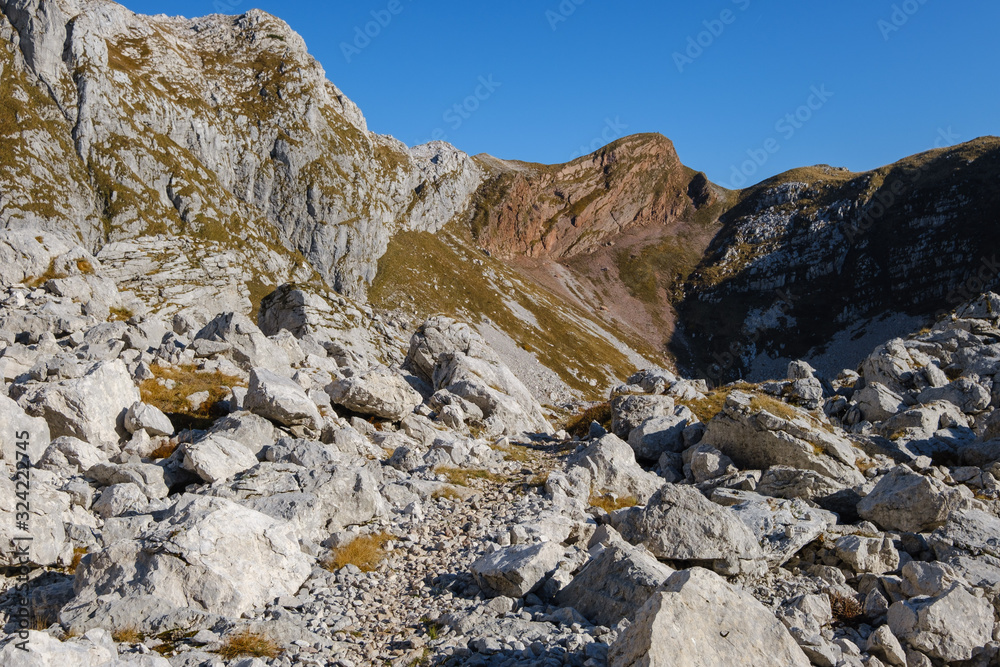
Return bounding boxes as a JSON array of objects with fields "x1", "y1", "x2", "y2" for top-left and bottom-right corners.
[{"x1": 470, "y1": 133, "x2": 717, "y2": 261}]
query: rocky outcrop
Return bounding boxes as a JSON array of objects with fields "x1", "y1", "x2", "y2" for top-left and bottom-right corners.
[{"x1": 608, "y1": 568, "x2": 810, "y2": 667}]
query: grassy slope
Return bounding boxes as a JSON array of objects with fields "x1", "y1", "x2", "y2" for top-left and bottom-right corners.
[{"x1": 369, "y1": 224, "x2": 662, "y2": 399}]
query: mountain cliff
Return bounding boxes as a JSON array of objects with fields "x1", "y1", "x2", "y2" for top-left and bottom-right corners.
[{"x1": 5, "y1": 0, "x2": 1000, "y2": 398}]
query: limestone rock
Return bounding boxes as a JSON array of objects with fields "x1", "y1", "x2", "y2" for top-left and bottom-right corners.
[
  {"x1": 15, "y1": 359, "x2": 140, "y2": 450},
  {"x1": 887, "y1": 586, "x2": 993, "y2": 662},
  {"x1": 556, "y1": 533, "x2": 673, "y2": 627},
  {"x1": 327, "y1": 366, "x2": 422, "y2": 421},
  {"x1": 181, "y1": 434, "x2": 259, "y2": 484},
  {"x1": 195, "y1": 313, "x2": 290, "y2": 374},
  {"x1": 835, "y1": 535, "x2": 900, "y2": 575},
  {"x1": 565, "y1": 434, "x2": 664, "y2": 504},
  {"x1": 72, "y1": 495, "x2": 311, "y2": 618},
  {"x1": 123, "y1": 401, "x2": 174, "y2": 437},
  {"x1": 471, "y1": 542, "x2": 563, "y2": 599},
  {"x1": 608, "y1": 568, "x2": 810, "y2": 667},
  {"x1": 245, "y1": 367, "x2": 322, "y2": 429},
  {"x1": 858, "y1": 467, "x2": 970, "y2": 533},
  {"x1": 405, "y1": 317, "x2": 552, "y2": 435},
  {"x1": 608, "y1": 485, "x2": 766, "y2": 575},
  {"x1": 701, "y1": 391, "x2": 864, "y2": 487}
]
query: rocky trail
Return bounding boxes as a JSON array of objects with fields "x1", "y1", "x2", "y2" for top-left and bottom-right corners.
[{"x1": 1, "y1": 232, "x2": 1000, "y2": 667}]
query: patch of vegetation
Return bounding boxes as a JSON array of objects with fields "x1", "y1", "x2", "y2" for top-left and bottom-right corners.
[
  {"x1": 67, "y1": 547, "x2": 87, "y2": 574},
  {"x1": 436, "y1": 466, "x2": 507, "y2": 487},
  {"x1": 525, "y1": 472, "x2": 549, "y2": 489},
  {"x1": 675, "y1": 382, "x2": 759, "y2": 422},
  {"x1": 139, "y1": 364, "x2": 244, "y2": 431},
  {"x1": 431, "y1": 486, "x2": 463, "y2": 501},
  {"x1": 370, "y1": 225, "x2": 647, "y2": 398},
  {"x1": 495, "y1": 442, "x2": 534, "y2": 463},
  {"x1": 323, "y1": 533, "x2": 393, "y2": 573},
  {"x1": 246, "y1": 276, "x2": 274, "y2": 323},
  {"x1": 565, "y1": 402, "x2": 612, "y2": 438},
  {"x1": 148, "y1": 440, "x2": 180, "y2": 461},
  {"x1": 748, "y1": 394, "x2": 802, "y2": 422},
  {"x1": 25, "y1": 259, "x2": 65, "y2": 288},
  {"x1": 828, "y1": 591, "x2": 865, "y2": 626},
  {"x1": 75, "y1": 259, "x2": 95, "y2": 274},
  {"x1": 589, "y1": 493, "x2": 638, "y2": 512},
  {"x1": 615, "y1": 236, "x2": 704, "y2": 305},
  {"x1": 112, "y1": 627, "x2": 143, "y2": 644},
  {"x1": 217, "y1": 630, "x2": 282, "y2": 660},
  {"x1": 109, "y1": 306, "x2": 134, "y2": 322}
]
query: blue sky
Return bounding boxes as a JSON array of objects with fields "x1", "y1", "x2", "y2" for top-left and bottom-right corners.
[{"x1": 126, "y1": 0, "x2": 998, "y2": 188}]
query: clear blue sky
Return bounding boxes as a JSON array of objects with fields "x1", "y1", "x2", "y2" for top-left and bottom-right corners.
[{"x1": 125, "y1": 0, "x2": 998, "y2": 187}]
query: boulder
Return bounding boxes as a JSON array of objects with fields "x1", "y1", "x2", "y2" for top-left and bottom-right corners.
[
  {"x1": 608, "y1": 568, "x2": 810, "y2": 667},
  {"x1": 700, "y1": 391, "x2": 864, "y2": 487},
  {"x1": 203, "y1": 411, "x2": 277, "y2": 458},
  {"x1": 858, "y1": 467, "x2": 969, "y2": 533},
  {"x1": 326, "y1": 366, "x2": 422, "y2": 421},
  {"x1": 565, "y1": 434, "x2": 664, "y2": 504},
  {"x1": 15, "y1": 360, "x2": 140, "y2": 450},
  {"x1": 608, "y1": 485, "x2": 765, "y2": 576},
  {"x1": 123, "y1": 402, "x2": 174, "y2": 437},
  {"x1": 611, "y1": 394, "x2": 676, "y2": 440},
  {"x1": 0, "y1": 467, "x2": 72, "y2": 567},
  {"x1": 556, "y1": 533, "x2": 673, "y2": 627},
  {"x1": 404, "y1": 317, "x2": 552, "y2": 435},
  {"x1": 245, "y1": 367, "x2": 321, "y2": 429},
  {"x1": 929, "y1": 508, "x2": 1000, "y2": 558},
  {"x1": 835, "y1": 535, "x2": 900, "y2": 575},
  {"x1": 0, "y1": 393, "x2": 50, "y2": 464},
  {"x1": 92, "y1": 483, "x2": 148, "y2": 519},
  {"x1": 866, "y1": 625, "x2": 907, "y2": 667},
  {"x1": 205, "y1": 462, "x2": 386, "y2": 543},
  {"x1": 471, "y1": 542, "x2": 563, "y2": 598},
  {"x1": 756, "y1": 466, "x2": 846, "y2": 502},
  {"x1": 180, "y1": 435, "x2": 258, "y2": 484},
  {"x1": 85, "y1": 462, "x2": 169, "y2": 500},
  {"x1": 730, "y1": 493, "x2": 837, "y2": 566},
  {"x1": 194, "y1": 312, "x2": 290, "y2": 374},
  {"x1": 854, "y1": 383, "x2": 907, "y2": 423},
  {"x1": 887, "y1": 586, "x2": 993, "y2": 663},
  {"x1": 626, "y1": 407, "x2": 696, "y2": 462},
  {"x1": 918, "y1": 377, "x2": 991, "y2": 414},
  {"x1": 72, "y1": 495, "x2": 311, "y2": 618},
  {"x1": 0, "y1": 629, "x2": 126, "y2": 667}
]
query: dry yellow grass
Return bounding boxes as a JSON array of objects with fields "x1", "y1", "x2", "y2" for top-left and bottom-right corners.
[
  {"x1": 565, "y1": 402, "x2": 613, "y2": 438},
  {"x1": 67, "y1": 547, "x2": 87, "y2": 574},
  {"x1": 109, "y1": 306, "x2": 134, "y2": 322},
  {"x1": 323, "y1": 532, "x2": 393, "y2": 573},
  {"x1": 147, "y1": 439, "x2": 180, "y2": 461},
  {"x1": 589, "y1": 493, "x2": 639, "y2": 512},
  {"x1": 112, "y1": 627, "x2": 142, "y2": 643},
  {"x1": 436, "y1": 466, "x2": 506, "y2": 487},
  {"x1": 431, "y1": 486, "x2": 463, "y2": 501},
  {"x1": 495, "y1": 442, "x2": 533, "y2": 463},
  {"x1": 140, "y1": 364, "x2": 244, "y2": 429},
  {"x1": 75, "y1": 258, "x2": 95, "y2": 274},
  {"x1": 217, "y1": 630, "x2": 281, "y2": 660}
]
